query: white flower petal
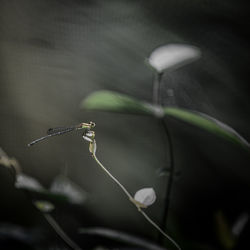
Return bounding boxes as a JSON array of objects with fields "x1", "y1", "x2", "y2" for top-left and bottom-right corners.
[
  {"x1": 148, "y1": 44, "x2": 201, "y2": 73},
  {"x1": 15, "y1": 173, "x2": 44, "y2": 191},
  {"x1": 50, "y1": 175, "x2": 87, "y2": 204},
  {"x1": 134, "y1": 188, "x2": 156, "y2": 207}
]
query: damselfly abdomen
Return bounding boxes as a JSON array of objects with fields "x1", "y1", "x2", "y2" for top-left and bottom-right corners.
[{"x1": 28, "y1": 122, "x2": 95, "y2": 146}]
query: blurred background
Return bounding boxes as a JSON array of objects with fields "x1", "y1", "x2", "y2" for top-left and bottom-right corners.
[{"x1": 0, "y1": 0, "x2": 250, "y2": 249}]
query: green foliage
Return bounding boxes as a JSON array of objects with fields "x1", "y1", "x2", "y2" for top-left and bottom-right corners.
[
  {"x1": 81, "y1": 90, "x2": 249, "y2": 150},
  {"x1": 215, "y1": 211, "x2": 236, "y2": 249},
  {"x1": 164, "y1": 107, "x2": 250, "y2": 150},
  {"x1": 81, "y1": 90, "x2": 152, "y2": 115}
]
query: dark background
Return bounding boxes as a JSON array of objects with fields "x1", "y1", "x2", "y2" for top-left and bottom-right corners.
[{"x1": 0, "y1": 1, "x2": 250, "y2": 249}]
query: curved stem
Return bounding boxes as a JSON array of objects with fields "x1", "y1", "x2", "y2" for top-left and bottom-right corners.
[
  {"x1": 153, "y1": 73, "x2": 163, "y2": 105},
  {"x1": 139, "y1": 209, "x2": 180, "y2": 250},
  {"x1": 92, "y1": 153, "x2": 133, "y2": 201},
  {"x1": 152, "y1": 72, "x2": 175, "y2": 244},
  {"x1": 91, "y1": 148, "x2": 181, "y2": 250},
  {"x1": 160, "y1": 119, "x2": 175, "y2": 243},
  {"x1": 44, "y1": 213, "x2": 82, "y2": 250}
]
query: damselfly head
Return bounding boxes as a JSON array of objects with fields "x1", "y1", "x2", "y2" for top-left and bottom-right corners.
[
  {"x1": 90, "y1": 121, "x2": 96, "y2": 128},
  {"x1": 80, "y1": 121, "x2": 95, "y2": 130}
]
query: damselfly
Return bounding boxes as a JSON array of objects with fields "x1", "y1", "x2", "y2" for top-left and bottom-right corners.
[{"x1": 28, "y1": 122, "x2": 95, "y2": 147}]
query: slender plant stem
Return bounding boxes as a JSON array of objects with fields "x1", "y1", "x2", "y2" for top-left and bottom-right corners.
[
  {"x1": 91, "y1": 149, "x2": 181, "y2": 250},
  {"x1": 152, "y1": 72, "x2": 175, "y2": 244},
  {"x1": 15, "y1": 175, "x2": 82, "y2": 250},
  {"x1": 139, "y1": 209, "x2": 180, "y2": 250},
  {"x1": 44, "y1": 213, "x2": 82, "y2": 250},
  {"x1": 160, "y1": 119, "x2": 175, "y2": 243},
  {"x1": 92, "y1": 153, "x2": 133, "y2": 201},
  {"x1": 153, "y1": 73, "x2": 163, "y2": 105}
]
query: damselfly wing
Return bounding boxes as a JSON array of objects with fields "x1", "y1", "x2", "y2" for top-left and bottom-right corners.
[{"x1": 28, "y1": 122, "x2": 95, "y2": 146}]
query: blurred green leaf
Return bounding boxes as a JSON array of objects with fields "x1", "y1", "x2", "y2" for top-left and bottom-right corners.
[
  {"x1": 79, "y1": 227, "x2": 166, "y2": 250},
  {"x1": 81, "y1": 90, "x2": 249, "y2": 150},
  {"x1": 50, "y1": 175, "x2": 87, "y2": 204},
  {"x1": 164, "y1": 107, "x2": 250, "y2": 150},
  {"x1": 215, "y1": 211, "x2": 236, "y2": 249},
  {"x1": 81, "y1": 90, "x2": 153, "y2": 115},
  {"x1": 20, "y1": 187, "x2": 69, "y2": 203},
  {"x1": 15, "y1": 173, "x2": 73, "y2": 203}
]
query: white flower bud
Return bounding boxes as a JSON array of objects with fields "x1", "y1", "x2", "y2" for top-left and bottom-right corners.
[
  {"x1": 148, "y1": 44, "x2": 201, "y2": 73},
  {"x1": 134, "y1": 188, "x2": 156, "y2": 207},
  {"x1": 15, "y1": 173, "x2": 44, "y2": 191}
]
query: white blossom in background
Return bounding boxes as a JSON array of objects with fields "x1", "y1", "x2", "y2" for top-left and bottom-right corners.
[
  {"x1": 232, "y1": 213, "x2": 249, "y2": 237},
  {"x1": 15, "y1": 173, "x2": 44, "y2": 191},
  {"x1": 50, "y1": 175, "x2": 87, "y2": 204},
  {"x1": 134, "y1": 188, "x2": 156, "y2": 207},
  {"x1": 147, "y1": 44, "x2": 201, "y2": 73}
]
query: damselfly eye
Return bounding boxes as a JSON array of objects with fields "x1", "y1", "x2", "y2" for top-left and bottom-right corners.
[{"x1": 90, "y1": 122, "x2": 96, "y2": 128}]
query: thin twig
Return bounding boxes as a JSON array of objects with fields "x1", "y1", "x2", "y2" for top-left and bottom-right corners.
[
  {"x1": 44, "y1": 213, "x2": 82, "y2": 250},
  {"x1": 139, "y1": 209, "x2": 180, "y2": 250},
  {"x1": 90, "y1": 147, "x2": 181, "y2": 250},
  {"x1": 153, "y1": 73, "x2": 163, "y2": 105},
  {"x1": 92, "y1": 154, "x2": 133, "y2": 201},
  {"x1": 152, "y1": 71, "x2": 175, "y2": 243},
  {"x1": 160, "y1": 119, "x2": 175, "y2": 239}
]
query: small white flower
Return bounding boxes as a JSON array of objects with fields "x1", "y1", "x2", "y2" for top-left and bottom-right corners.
[
  {"x1": 50, "y1": 175, "x2": 87, "y2": 204},
  {"x1": 15, "y1": 173, "x2": 44, "y2": 191},
  {"x1": 134, "y1": 188, "x2": 156, "y2": 207},
  {"x1": 148, "y1": 44, "x2": 201, "y2": 73}
]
